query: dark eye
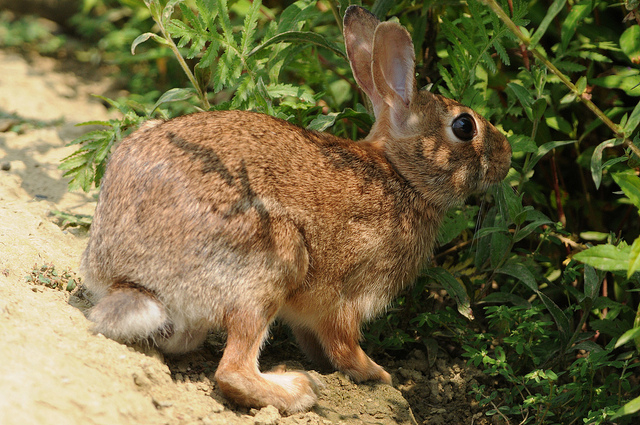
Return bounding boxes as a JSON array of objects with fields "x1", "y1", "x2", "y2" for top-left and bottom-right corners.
[{"x1": 451, "y1": 113, "x2": 476, "y2": 142}]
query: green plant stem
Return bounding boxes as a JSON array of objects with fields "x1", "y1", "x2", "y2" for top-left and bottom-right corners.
[
  {"x1": 159, "y1": 26, "x2": 210, "y2": 110},
  {"x1": 328, "y1": 1, "x2": 343, "y2": 33},
  {"x1": 480, "y1": 0, "x2": 640, "y2": 159},
  {"x1": 148, "y1": 3, "x2": 211, "y2": 111}
]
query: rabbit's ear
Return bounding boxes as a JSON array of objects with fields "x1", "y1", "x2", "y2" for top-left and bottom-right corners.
[
  {"x1": 343, "y1": 6, "x2": 384, "y2": 118},
  {"x1": 371, "y1": 22, "x2": 416, "y2": 133}
]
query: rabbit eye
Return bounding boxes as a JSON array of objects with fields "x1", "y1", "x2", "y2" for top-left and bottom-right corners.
[{"x1": 451, "y1": 113, "x2": 476, "y2": 142}]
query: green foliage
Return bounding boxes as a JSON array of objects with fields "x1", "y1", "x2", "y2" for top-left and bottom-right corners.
[
  {"x1": 0, "y1": 11, "x2": 66, "y2": 54},
  {"x1": 49, "y1": 0, "x2": 640, "y2": 422},
  {"x1": 26, "y1": 264, "x2": 80, "y2": 292}
]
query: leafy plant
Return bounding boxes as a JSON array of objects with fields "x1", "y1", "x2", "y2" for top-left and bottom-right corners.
[{"x1": 53, "y1": 0, "x2": 640, "y2": 422}]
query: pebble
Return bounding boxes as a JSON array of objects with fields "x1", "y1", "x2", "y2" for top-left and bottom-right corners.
[{"x1": 1, "y1": 162, "x2": 10, "y2": 171}]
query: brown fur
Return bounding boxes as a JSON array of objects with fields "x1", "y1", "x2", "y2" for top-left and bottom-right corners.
[{"x1": 81, "y1": 6, "x2": 512, "y2": 414}]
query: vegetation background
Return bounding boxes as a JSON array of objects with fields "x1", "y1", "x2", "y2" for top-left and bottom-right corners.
[{"x1": 2, "y1": 0, "x2": 639, "y2": 423}]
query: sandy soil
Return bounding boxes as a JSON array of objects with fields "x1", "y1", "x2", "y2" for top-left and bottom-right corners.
[{"x1": 0, "y1": 50, "x2": 494, "y2": 425}]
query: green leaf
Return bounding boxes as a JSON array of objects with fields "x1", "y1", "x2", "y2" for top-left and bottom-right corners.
[
  {"x1": 620, "y1": 25, "x2": 640, "y2": 64},
  {"x1": 628, "y1": 237, "x2": 640, "y2": 278},
  {"x1": 560, "y1": 0, "x2": 592, "y2": 53},
  {"x1": 425, "y1": 268, "x2": 473, "y2": 320},
  {"x1": 277, "y1": 1, "x2": 317, "y2": 33},
  {"x1": 151, "y1": 88, "x2": 196, "y2": 114},
  {"x1": 481, "y1": 292, "x2": 531, "y2": 307},
  {"x1": 248, "y1": 31, "x2": 347, "y2": 60},
  {"x1": 529, "y1": 0, "x2": 566, "y2": 47},
  {"x1": 131, "y1": 32, "x2": 167, "y2": 55},
  {"x1": 591, "y1": 138, "x2": 624, "y2": 189},
  {"x1": 583, "y1": 264, "x2": 600, "y2": 300},
  {"x1": 612, "y1": 171, "x2": 640, "y2": 211},
  {"x1": 538, "y1": 292, "x2": 571, "y2": 344},
  {"x1": 573, "y1": 244, "x2": 631, "y2": 271},
  {"x1": 591, "y1": 68, "x2": 640, "y2": 97},
  {"x1": 497, "y1": 262, "x2": 539, "y2": 293},
  {"x1": 265, "y1": 83, "x2": 315, "y2": 104},
  {"x1": 526, "y1": 140, "x2": 575, "y2": 173},
  {"x1": 437, "y1": 206, "x2": 479, "y2": 245},
  {"x1": 371, "y1": 0, "x2": 395, "y2": 20},
  {"x1": 509, "y1": 134, "x2": 537, "y2": 154},
  {"x1": 614, "y1": 326, "x2": 640, "y2": 348},
  {"x1": 611, "y1": 395, "x2": 640, "y2": 419},
  {"x1": 624, "y1": 100, "x2": 640, "y2": 136},
  {"x1": 308, "y1": 113, "x2": 338, "y2": 132},
  {"x1": 507, "y1": 82, "x2": 533, "y2": 121},
  {"x1": 240, "y1": 0, "x2": 261, "y2": 55},
  {"x1": 307, "y1": 108, "x2": 373, "y2": 132}
]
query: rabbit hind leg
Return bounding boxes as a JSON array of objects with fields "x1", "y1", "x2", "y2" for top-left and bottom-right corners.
[{"x1": 215, "y1": 308, "x2": 318, "y2": 414}]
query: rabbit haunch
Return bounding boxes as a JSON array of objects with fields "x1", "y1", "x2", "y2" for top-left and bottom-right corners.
[{"x1": 82, "y1": 5, "x2": 511, "y2": 415}]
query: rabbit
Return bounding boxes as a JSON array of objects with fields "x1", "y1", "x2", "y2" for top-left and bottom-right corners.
[{"x1": 81, "y1": 5, "x2": 512, "y2": 415}]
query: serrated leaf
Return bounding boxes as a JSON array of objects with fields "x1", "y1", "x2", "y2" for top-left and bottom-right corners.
[
  {"x1": 492, "y1": 40, "x2": 510, "y2": 66},
  {"x1": 195, "y1": 0, "x2": 218, "y2": 29},
  {"x1": 217, "y1": 0, "x2": 235, "y2": 47},
  {"x1": 59, "y1": 151, "x2": 93, "y2": 171},
  {"x1": 554, "y1": 60, "x2": 586, "y2": 73},
  {"x1": 240, "y1": 0, "x2": 261, "y2": 55},
  {"x1": 248, "y1": 31, "x2": 346, "y2": 60}
]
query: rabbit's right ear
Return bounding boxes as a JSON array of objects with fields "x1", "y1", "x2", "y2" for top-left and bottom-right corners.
[
  {"x1": 343, "y1": 6, "x2": 384, "y2": 119},
  {"x1": 371, "y1": 21, "x2": 416, "y2": 138}
]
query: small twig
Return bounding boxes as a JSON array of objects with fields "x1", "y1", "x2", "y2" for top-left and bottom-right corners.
[
  {"x1": 549, "y1": 153, "x2": 566, "y2": 227},
  {"x1": 490, "y1": 399, "x2": 512, "y2": 425}
]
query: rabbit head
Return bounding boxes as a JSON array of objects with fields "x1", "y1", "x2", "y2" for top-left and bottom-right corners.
[{"x1": 344, "y1": 5, "x2": 512, "y2": 209}]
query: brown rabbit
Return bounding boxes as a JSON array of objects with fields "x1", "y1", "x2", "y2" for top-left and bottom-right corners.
[{"x1": 82, "y1": 5, "x2": 511, "y2": 414}]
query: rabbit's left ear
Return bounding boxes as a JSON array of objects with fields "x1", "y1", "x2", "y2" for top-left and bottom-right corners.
[
  {"x1": 371, "y1": 22, "x2": 416, "y2": 132},
  {"x1": 343, "y1": 6, "x2": 384, "y2": 119}
]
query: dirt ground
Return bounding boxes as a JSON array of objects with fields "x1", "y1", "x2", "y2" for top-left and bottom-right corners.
[{"x1": 0, "y1": 49, "x2": 495, "y2": 425}]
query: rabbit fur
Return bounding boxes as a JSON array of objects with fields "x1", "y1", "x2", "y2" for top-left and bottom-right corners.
[{"x1": 81, "y1": 5, "x2": 512, "y2": 414}]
